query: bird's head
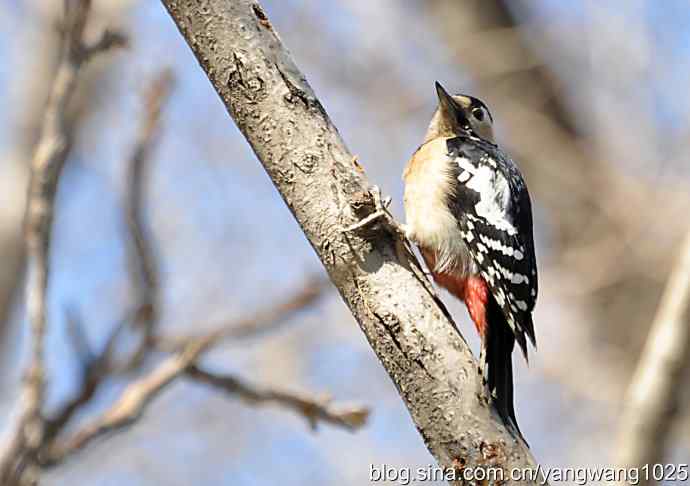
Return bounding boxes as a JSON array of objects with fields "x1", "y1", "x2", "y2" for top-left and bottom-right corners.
[{"x1": 425, "y1": 81, "x2": 494, "y2": 144}]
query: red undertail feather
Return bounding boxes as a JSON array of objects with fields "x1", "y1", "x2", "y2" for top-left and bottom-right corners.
[
  {"x1": 421, "y1": 250, "x2": 489, "y2": 337},
  {"x1": 462, "y1": 276, "x2": 489, "y2": 338}
]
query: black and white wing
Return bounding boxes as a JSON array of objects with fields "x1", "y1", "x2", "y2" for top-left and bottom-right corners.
[{"x1": 445, "y1": 136, "x2": 538, "y2": 355}]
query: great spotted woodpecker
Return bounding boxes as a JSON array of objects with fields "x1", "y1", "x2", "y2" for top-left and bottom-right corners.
[{"x1": 403, "y1": 82, "x2": 538, "y2": 440}]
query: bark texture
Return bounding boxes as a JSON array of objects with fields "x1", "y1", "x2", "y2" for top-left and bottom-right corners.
[{"x1": 161, "y1": 0, "x2": 543, "y2": 481}]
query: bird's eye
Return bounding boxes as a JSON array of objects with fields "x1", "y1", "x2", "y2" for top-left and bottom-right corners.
[{"x1": 472, "y1": 108, "x2": 485, "y2": 121}]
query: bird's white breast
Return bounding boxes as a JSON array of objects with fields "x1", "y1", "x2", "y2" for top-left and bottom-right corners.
[{"x1": 403, "y1": 138, "x2": 475, "y2": 276}]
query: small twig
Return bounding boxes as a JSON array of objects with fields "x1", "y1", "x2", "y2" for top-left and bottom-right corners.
[
  {"x1": 82, "y1": 29, "x2": 127, "y2": 58},
  {"x1": 42, "y1": 338, "x2": 205, "y2": 465},
  {"x1": 64, "y1": 306, "x2": 95, "y2": 367},
  {"x1": 0, "y1": 1, "x2": 124, "y2": 483},
  {"x1": 41, "y1": 312, "x2": 130, "y2": 445},
  {"x1": 342, "y1": 185, "x2": 407, "y2": 239},
  {"x1": 187, "y1": 365, "x2": 369, "y2": 431},
  {"x1": 120, "y1": 68, "x2": 175, "y2": 370},
  {"x1": 127, "y1": 69, "x2": 175, "y2": 300},
  {"x1": 41, "y1": 277, "x2": 332, "y2": 464},
  {"x1": 40, "y1": 70, "x2": 175, "y2": 451},
  {"x1": 343, "y1": 187, "x2": 441, "y2": 306},
  {"x1": 615, "y1": 229, "x2": 690, "y2": 482},
  {"x1": 44, "y1": 275, "x2": 324, "y2": 447}
]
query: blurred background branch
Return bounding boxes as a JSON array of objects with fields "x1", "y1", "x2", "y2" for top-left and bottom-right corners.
[
  {"x1": 186, "y1": 365, "x2": 368, "y2": 432},
  {"x1": 42, "y1": 67, "x2": 177, "y2": 450},
  {"x1": 41, "y1": 279, "x2": 357, "y2": 466},
  {"x1": 0, "y1": 1, "x2": 125, "y2": 483},
  {"x1": 615, "y1": 230, "x2": 690, "y2": 481},
  {"x1": 119, "y1": 68, "x2": 174, "y2": 370}
]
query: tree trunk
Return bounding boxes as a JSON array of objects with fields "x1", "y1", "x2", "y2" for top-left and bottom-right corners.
[{"x1": 160, "y1": 0, "x2": 545, "y2": 482}]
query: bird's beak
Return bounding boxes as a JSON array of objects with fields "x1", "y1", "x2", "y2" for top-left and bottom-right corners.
[
  {"x1": 435, "y1": 81, "x2": 467, "y2": 125},
  {"x1": 435, "y1": 81, "x2": 455, "y2": 109}
]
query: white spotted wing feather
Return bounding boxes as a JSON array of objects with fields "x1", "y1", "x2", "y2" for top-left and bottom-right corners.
[{"x1": 446, "y1": 136, "x2": 538, "y2": 352}]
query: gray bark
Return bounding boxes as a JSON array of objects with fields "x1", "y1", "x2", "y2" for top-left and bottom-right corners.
[{"x1": 161, "y1": 0, "x2": 544, "y2": 482}]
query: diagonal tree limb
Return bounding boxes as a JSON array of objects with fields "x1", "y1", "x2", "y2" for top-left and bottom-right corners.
[
  {"x1": 160, "y1": 1, "x2": 545, "y2": 482},
  {"x1": 615, "y1": 229, "x2": 690, "y2": 482},
  {"x1": 0, "y1": 1, "x2": 125, "y2": 483}
]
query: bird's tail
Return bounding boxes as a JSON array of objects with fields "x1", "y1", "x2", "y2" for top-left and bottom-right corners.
[{"x1": 482, "y1": 294, "x2": 525, "y2": 444}]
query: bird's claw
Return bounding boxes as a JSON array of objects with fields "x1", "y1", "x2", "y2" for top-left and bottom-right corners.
[
  {"x1": 479, "y1": 382, "x2": 492, "y2": 404},
  {"x1": 343, "y1": 185, "x2": 408, "y2": 239}
]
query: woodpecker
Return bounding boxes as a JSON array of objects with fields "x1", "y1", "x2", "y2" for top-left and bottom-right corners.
[{"x1": 403, "y1": 82, "x2": 537, "y2": 439}]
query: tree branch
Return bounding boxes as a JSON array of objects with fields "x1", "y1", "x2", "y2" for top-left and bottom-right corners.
[
  {"x1": 615, "y1": 230, "x2": 690, "y2": 481},
  {"x1": 40, "y1": 279, "x2": 333, "y2": 465},
  {"x1": 0, "y1": 1, "x2": 124, "y2": 483},
  {"x1": 186, "y1": 365, "x2": 369, "y2": 431},
  {"x1": 120, "y1": 68, "x2": 174, "y2": 370},
  {"x1": 41, "y1": 68, "x2": 175, "y2": 450},
  {"x1": 42, "y1": 338, "x2": 208, "y2": 464},
  {"x1": 160, "y1": 0, "x2": 544, "y2": 482}
]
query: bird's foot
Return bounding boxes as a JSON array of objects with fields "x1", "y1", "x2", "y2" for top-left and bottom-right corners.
[
  {"x1": 343, "y1": 185, "x2": 408, "y2": 239},
  {"x1": 477, "y1": 377, "x2": 492, "y2": 405},
  {"x1": 344, "y1": 187, "x2": 446, "y2": 319}
]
